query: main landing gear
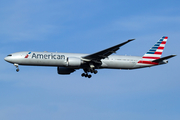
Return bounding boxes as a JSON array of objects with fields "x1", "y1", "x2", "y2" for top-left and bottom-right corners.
[
  {"x1": 81, "y1": 69, "x2": 98, "y2": 78},
  {"x1": 81, "y1": 73, "x2": 92, "y2": 78},
  {"x1": 14, "y1": 63, "x2": 19, "y2": 72}
]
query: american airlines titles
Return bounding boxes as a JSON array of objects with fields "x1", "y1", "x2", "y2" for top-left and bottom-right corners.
[{"x1": 31, "y1": 53, "x2": 65, "y2": 60}]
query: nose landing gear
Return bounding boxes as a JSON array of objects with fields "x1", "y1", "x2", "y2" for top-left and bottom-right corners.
[{"x1": 14, "y1": 63, "x2": 19, "y2": 72}]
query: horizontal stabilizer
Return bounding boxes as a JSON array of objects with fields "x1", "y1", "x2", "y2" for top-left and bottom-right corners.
[{"x1": 152, "y1": 55, "x2": 176, "y2": 63}]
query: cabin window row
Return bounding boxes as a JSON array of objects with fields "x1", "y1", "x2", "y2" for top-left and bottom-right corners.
[{"x1": 116, "y1": 59, "x2": 137, "y2": 61}]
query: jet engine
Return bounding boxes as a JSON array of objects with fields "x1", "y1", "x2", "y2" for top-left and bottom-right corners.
[
  {"x1": 57, "y1": 67, "x2": 75, "y2": 75},
  {"x1": 66, "y1": 57, "x2": 82, "y2": 67}
]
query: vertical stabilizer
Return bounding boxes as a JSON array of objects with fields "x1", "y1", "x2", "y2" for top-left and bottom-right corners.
[{"x1": 138, "y1": 36, "x2": 168, "y2": 64}]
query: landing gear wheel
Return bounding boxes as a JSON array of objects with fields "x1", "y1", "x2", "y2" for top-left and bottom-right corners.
[
  {"x1": 85, "y1": 74, "x2": 88, "y2": 77},
  {"x1": 14, "y1": 63, "x2": 19, "y2": 72},
  {"x1": 82, "y1": 68, "x2": 96, "y2": 78},
  {"x1": 81, "y1": 73, "x2": 85, "y2": 77},
  {"x1": 81, "y1": 73, "x2": 92, "y2": 78},
  {"x1": 94, "y1": 70, "x2": 98, "y2": 74},
  {"x1": 88, "y1": 74, "x2": 92, "y2": 78}
]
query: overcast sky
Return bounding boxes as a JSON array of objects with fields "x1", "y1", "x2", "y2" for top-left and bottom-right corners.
[{"x1": 0, "y1": 0, "x2": 180, "y2": 120}]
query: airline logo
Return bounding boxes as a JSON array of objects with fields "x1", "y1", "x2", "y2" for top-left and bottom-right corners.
[
  {"x1": 138, "y1": 36, "x2": 168, "y2": 65},
  {"x1": 24, "y1": 52, "x2": 65, "y2": 60},
  {"x1": 31, "y1": 53, "x2": 65, "y2": 60},
  {"x1": 25, "y1": 52, "x2": 31, "y2": 58}
]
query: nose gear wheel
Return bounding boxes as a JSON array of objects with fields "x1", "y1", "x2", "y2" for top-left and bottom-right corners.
[{"x1": 14, "y1": 63, "x2": 19, "y2": 72}]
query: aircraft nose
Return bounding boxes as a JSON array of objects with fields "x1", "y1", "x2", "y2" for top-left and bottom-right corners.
[
  {"x1": 4, "y1": 56, "x2": 9, "y2": 62},
  {"x1": 4, "y1": 55, "x2": 12, "y2": 62}
]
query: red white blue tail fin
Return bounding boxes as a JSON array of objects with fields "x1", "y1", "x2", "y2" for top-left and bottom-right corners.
[
  {"x1": 142, "y1": 36, "x2": 167, "y2": 60},
  {"x1": 138, "y1": 36, "x2": 168, "y2": 65}
]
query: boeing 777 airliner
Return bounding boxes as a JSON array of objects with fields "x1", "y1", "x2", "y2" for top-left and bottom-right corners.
[{"x1": 4, "y1": 36, "x2": 176, "y2": 78}]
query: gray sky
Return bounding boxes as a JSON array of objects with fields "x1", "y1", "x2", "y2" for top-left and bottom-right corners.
[{"x1": 0, "y1": 0, "x2": 180, "y2": 120}]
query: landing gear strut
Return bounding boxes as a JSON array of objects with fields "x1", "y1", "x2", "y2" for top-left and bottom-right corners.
[
  {"x1": 14, "y1": 63, "x2": 19, "y2": 72},
  {"x1": 81, "y1": 62, "x2": 100, "y2": 78}
]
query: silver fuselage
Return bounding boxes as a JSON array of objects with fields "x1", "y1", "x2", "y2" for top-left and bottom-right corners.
[{"x1": 4, "y1": 51, "x2": 157, "y2": 70}]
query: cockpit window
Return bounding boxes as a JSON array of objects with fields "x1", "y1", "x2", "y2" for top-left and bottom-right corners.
[{"x1": 7, "y1": 54, "x2": 12, "y2": 56}]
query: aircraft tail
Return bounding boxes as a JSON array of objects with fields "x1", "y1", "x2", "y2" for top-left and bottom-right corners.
[{"x1": 138, "y1": 36, "x2": 168, "y2": 65}]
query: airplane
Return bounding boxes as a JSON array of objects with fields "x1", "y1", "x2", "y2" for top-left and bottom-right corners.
[{"x1": 4, "y1": 36, "x2": 176, "y2": 78}]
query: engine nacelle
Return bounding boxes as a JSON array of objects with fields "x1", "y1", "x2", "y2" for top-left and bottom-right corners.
[
  {"x1": 57, "y1": 67, "x2": 75, "y2": 75},
  {"x1": 67, "y1": 57, "x2": 82, "y2": 67}
]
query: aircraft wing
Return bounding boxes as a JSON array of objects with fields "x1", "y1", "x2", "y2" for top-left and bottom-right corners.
[{"x1": 82, "y1": 39, "x2": 135, "y2": 61}]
